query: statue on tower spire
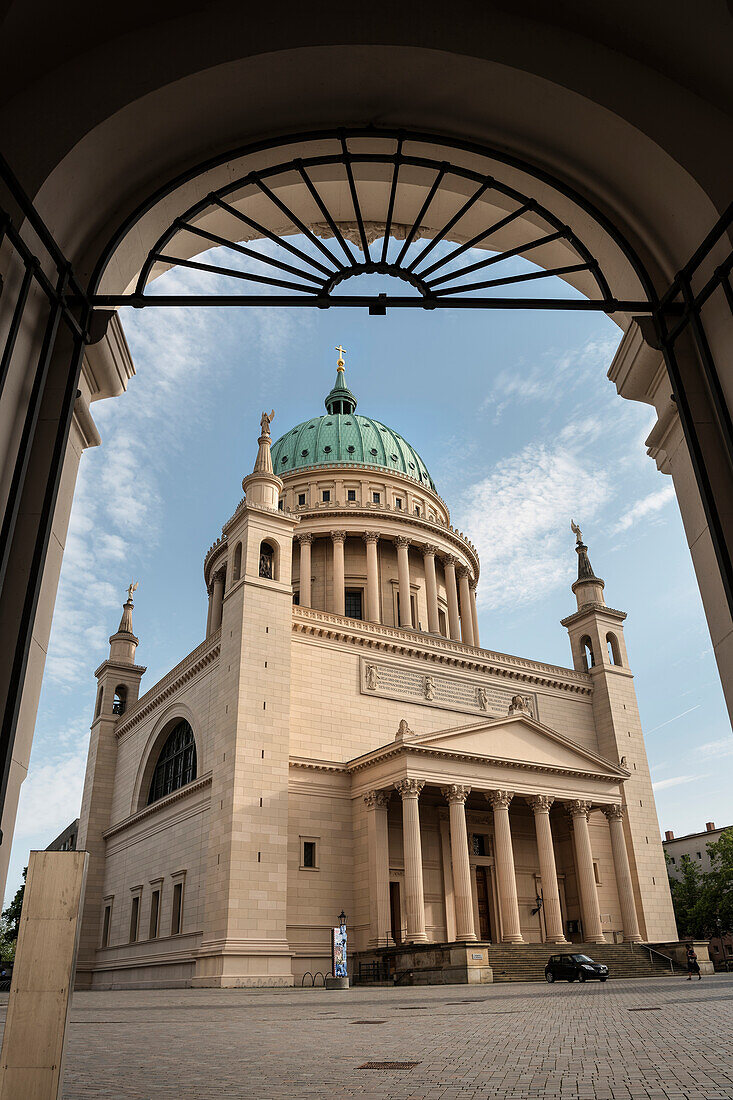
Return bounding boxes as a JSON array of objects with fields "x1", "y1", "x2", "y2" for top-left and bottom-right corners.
[{"x1": 569, "y1": 520, "x2": 606, "y2": 608}]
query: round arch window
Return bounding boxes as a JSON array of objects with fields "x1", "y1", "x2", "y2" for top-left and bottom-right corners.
[{"x1": 147, "y1": 720, "x2": 197, "y2": 805}]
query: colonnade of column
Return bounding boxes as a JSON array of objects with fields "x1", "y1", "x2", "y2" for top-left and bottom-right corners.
[
  {"x1": 293, "y1": 530, "x2": 479, "y2": 645},
  {"x1": 363, "y1": 784, "x2": 642, "y2": 949}
]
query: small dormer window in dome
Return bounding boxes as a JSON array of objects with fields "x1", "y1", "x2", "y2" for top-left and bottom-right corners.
[
  {"x1": 323, "y1": 445, "x2": 332, "y2": 453},
  {"x1": 370, "y1": 448, "x2": 378, "y2": 456},
  {"x1": 345, "y1": 420, "x2": 352, "y2": 425},
  {"x1": 325, "y1": 421, "x2": 333, "y2": 425},
  {"x1": 308, "y1": 424, "x2": 315, "y2": 429},
  {"x1": 408, "y1": 461, "x2": 415, "y2": 469},
  {"x1": 281, "y1": 455, "x2": 288, "y2": 463},
  {"x1": 347, "y1": 445, "x2": 355, "y2": 454},
  {"x1": 301, "y1": 449, "x2": 309, "y2": 457},
  {"x1": 390, "y1": 453, "x2": 398, "y2": 462}
]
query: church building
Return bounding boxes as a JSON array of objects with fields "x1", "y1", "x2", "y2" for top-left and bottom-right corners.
[{"x1": 75, "y1": 351, "x2": 677, "y2": 989}]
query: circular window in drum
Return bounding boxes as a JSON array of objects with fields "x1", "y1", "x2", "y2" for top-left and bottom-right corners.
[
  {"x1": 323, "y1": 445, "x2": 332, "y2": 453},
  {"x1": 370, "y1": 448, "x2": 378, "y2": 456},
  {"x1": 281, "y1": 455, "x2": 288, "y2": 463},
  {"x1": 301, "y1": 449, "x2": 309, "y2": 457},
  {"x1": 347, "y1": 445, "x2": 355, "y2": 454}
]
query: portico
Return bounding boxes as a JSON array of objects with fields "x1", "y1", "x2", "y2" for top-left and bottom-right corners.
[{"x1": 351, "y1": 712, "x2": 642, "y2": 957}]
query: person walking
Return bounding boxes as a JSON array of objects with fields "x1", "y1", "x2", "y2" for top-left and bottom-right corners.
[{"x1": 686, "y1": 944, "x2": 702, "y2": 980}]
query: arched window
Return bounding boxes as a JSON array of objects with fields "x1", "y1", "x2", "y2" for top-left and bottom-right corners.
[
  {"x1": 232, "y1": 542, "x2": 242, "y2": 583},
  {"x1": 580, "y1": 635, "x2": 595, "y2": 671},
  {"x1": 112, "y1": 685, "x2": 127, "y2": 715},
  {"x1": 259, "y1": 540, "x2": 275, "y2": 579},
  {"x1": 606, "y1": 632, "x2": 622, "y2": 666},
  {"x1": 147, "y1": 720, "x2": 197, "y2": 805}
]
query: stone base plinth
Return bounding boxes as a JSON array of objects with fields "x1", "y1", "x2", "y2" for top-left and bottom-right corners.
[
  {"x1": 649, "y1": 940, "x2": 716, "y2": 975},
  {"x1": 353, "y1": 942, "x2": 493, "y2": 986},
  {"x1": 325, "y1": 976, "x2": 349, "y2": 989},
  {"x1": 192, "y1": 941, "x2": 294, "y2": 987}
]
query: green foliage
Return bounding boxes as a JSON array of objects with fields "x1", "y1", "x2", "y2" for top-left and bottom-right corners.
[
  {"x1": 668, "y1": 829, "x2": 733, "y2": 938},
  {"x1": 0, "y1": 867, "x2": 26, "y2": 962}
]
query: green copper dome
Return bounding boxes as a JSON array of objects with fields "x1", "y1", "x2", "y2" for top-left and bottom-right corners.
[{"x1": 270, "y1": 365, "x2": 436, "y2": 490}]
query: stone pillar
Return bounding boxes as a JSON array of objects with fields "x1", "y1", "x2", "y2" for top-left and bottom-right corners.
[
  {"x1": 526, "y1": 795, "x2": 567, "y2": 944},
  {"x1": 206, "y1": 585, "x2": 214, "y2": 636},
  {"x1": 296, "y1": 533, "x2": 312, "y2": 608},
  {"x1": 365, "y1": 790, "x2": 393, "y2": 947},
  {"x1": 457, "y1": 566, "x2": 475, "y2": 646},
  {"x1": 422, "y1": 545, "x2": 440, "y2": 633},
  {"x1": 331, "y1": 530, "x2": 346, "y2": 616},
  {"x1": 441, "y1": 785, "x2": 476, "y2": 942},
  {"x1": 395, "y1": 779, "x2": 428, "y2": 943},
  {"x1": 603, "y1": 805, "x2": 642, "y2": 942},
  {"x1": 394, "y1": 536, "x2": 413, "y2": 628},
  {"x1": 470, "y1": 583, "x2": 480, "y2": 648},
  {"x1": 363, "y1": 532, "x2": 381, "y2": 623},
  {"x1": 567, "y1": 800, "x2": 606, "y2": 944},
  {"x1": 443, "y1": 555, "x2": 461, "y2": 641},
  {"x1": 486, "y1": 790, "x2": 524, "y2": 943},
  {"x1": 211, "y1": 571, "x2": 225, "y2": 632}
]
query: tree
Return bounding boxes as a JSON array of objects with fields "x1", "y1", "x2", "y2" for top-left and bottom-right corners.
[
  {"x1": 0, "y1": 867, "x2": 26, "y2": 962},
  {"x1": 705, "y1": 828, "x2": 733, "y2": 933},
  {"x1": 668, "y1": 854, "x2": 707, "y2": 938}
]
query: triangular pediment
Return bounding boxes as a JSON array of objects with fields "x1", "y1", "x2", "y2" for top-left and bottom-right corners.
[{"x1": 404, "y1": 715, "x2": 627, "y2": 778}]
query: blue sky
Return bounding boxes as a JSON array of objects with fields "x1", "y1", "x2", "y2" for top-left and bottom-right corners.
[{"x1": 5, "y1": 248, "x2": 732, "y2": 904}]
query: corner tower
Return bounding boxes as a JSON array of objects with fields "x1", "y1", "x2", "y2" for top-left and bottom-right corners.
[
  {"x1": 561, "y1": 523, "x2": 677, "y2": 943},
  {"x1": 194, "y1": 410, "x2": 299, "y2": 987}
]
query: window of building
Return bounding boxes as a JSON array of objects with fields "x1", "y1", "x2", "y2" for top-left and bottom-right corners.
[
  {"x1": 292, "y1": 591, "x2": 300, "y2": 605},
  {"x1": 298, "y1": 493, "x2": 306, "y2": 506},
  {"x1": 697, "y1": 851, "x2": 702, "y2": 859},
  {"x1": 170, "y1": 880, "x2": 184, "y2": 935},
  {"x1": 414, "y1": 505, "x2": 420, "y2": 516},
  {"x1": 471, "y1": 834, "x2": 488, "y2": 857},
  {"x1": 438, "y1": 609, "x2": 448, "y2": 637},
  {"x1": 259, "y1": 540, "x2": 275, "y2": 579},
  {"x1": 593, "y1": 861, "x2": 602, "y2": 885},
  {"x1": 101, "y1": 901, "x2": 112, "y2": 948},
  {"x1": 372, "y1": 491, "x2": 381, "y2": 504},
  {"x1": 347, "y1": 489, "x2": 356, "y2": 501},
  {"x1": 580, "y1": 635, "x2": 595, "y2": 670},
  {"x1": 344, "y1": 589, "x2": 363, "y2": 620},
  {"x1": 147, "y1": 720, "x2": 197, "y2": 805},
  {"x1": 149, "y1": 888, "x2": 161, "y2": 939},
  {"x1": 278, "y1": 498, "x2": 284, "y2": 511},
  {"x1": 606, "y1": 632, "x2": 622, "y2": 665},
  {"x1": 670, "y1": 856, "x2": 676, "y2": 864},
  {"x1": 112, "y1": 685, "x2": 127, "y2": 716},
  {"x1": 232, "y1": 541, "x2": 242, "y2": 582},
  {"x1": 322, "y1": 489, "x2": 331, "y2": 503},
  {"x1": 129, "y1": 893, "x2": 141, "y2": 943},
  {"x1": 395, "y1": 497, "x2": 403, "y2": 510},
  {"x1": 396, "y1": 591, "x2": 417, "y2": 627},
  {"x1": 300, "y1": 837, "x2": 319, "y2": 870}
]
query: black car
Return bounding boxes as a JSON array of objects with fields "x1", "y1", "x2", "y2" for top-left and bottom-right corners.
[{"x1": 545, "y1": 953, "x2": 608, "y2": 983}]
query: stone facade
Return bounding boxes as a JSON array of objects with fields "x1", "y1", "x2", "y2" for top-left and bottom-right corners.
[{"x1": 75, "y1": 363, "x2": 677, "y2": 989}]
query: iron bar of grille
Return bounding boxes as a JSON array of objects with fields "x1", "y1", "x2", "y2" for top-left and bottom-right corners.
[
  {"x1": 209, "y1": 196, "x2": 335, "y2": 278},
  {"x1": 431, "y1": 262, "x2": 591, "y2": 297},
  {"x1": 418, "y1": 203, "x2": 534, "y2": 279},
  {"x1": 664, "y1": 253, "x2": 733, "y2": 344},
  {"x1": 678, "y1": 273, "x2": 733, "y2": 472},
  {"x1": 1, "y1": 216, "x2": 86, "y2": 340},
  {"x1": 406, "y1": 179, "x2": 493, "y2": 273},
  {"x1": 0, "y1": 264, "x2": 34, "y2": 402},
  {"x1": 427, "y1": 229, "x2": 568, "y2": 288},
  {"x1": 250, "y1": 176, "x2": 344, "y2": 272},
  {"x1": 296, "y1": 162, "x2": 356, "y2": 265},
  {"x1": 152, "y1": 253, "x2": 319, "y2": 294},
  {"x1": 381, "y1": 142, "x2": 402, "y2": 264},
  {"x1": 340, "y1": 135, "x2": 370, "y2": 262},
  {"x1": 0, "y1": 305, "x2": 89, "y2": 818},
  {"x1": 395, "y1": 167, "x2": 446, "y2": 267},
  {"x1": 92, "y1": 292, "x2": 651, "y2": 312},
  {"x1": 0, "y1": 269, "x2": 68, "y2": 596},
  {"x1": 174, "y1": 221, "x2": 323, "y2": 284}
]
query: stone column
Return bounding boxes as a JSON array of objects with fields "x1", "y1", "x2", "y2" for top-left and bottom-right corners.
[
  {"x1": 296, "y1": 533, "x2": 312, "y2": 608},
  {"x1": 211, "y1": 571, "x2": 225, "y2": 632},
  {"x1": 526, "y1": 795, "x2": 567, "y2": 944},
  {"x1": 470, "y1": 583, "x2": 480, "y2": 648},
  {"x1": 603, "y1": 805, "x2": 642, "y2": 942},
  {"x1": 394, "y1": 536, "x2": 413, "y2": 628},
  {"x1": 365, "y1": 790, "x2": 393, "y2": 947},
  {"x1": 363, "y1": 532, "x2": 381, "y2": 623},
  {"x1": 567, "y1": 800, "x2": 606, "y2": 944},
  {"x1": 330, "y1": 530, "x2": 346, "y2": 616},
  {"x1": 205, "y1": 585, "x2": 214, "y2": 636},
  {"x1": 486, "y1": 790, "x2": 524, "y2": 943},
  {"x1": 422, "y1": 545, "x2": 440, "y2": 634},
  {"x1": 457, "y1": 566, "x2": 475, "y2": 646},
  {"x1": 395, "y1": 779, "x2": 428, "y2": 943},
  {"x1": 443, "y1": 555, "x2": 461, "y2": 641},
  {"x1": 441, "y1": 785, "x2": 476, "y2": 942}
]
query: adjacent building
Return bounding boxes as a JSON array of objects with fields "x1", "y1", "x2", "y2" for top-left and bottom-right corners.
[
  {"x1": 663, "y1": 821, "x2": 729, "y2": 878},
  {"x1": 75, "y1": 356, "x2": 678, "y2": 989}
]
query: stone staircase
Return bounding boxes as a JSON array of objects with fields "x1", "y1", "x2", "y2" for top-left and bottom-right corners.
[{"x1": 487, "y1": 942, "x2": 676, "y2": 982}]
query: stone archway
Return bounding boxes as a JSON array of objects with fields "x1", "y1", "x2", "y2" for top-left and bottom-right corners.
[{"x1": 0, "y1": 14, "x2": 730, "y2": 901}]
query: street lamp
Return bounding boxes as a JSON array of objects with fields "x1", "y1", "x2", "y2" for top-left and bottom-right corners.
[{"x1": 338, "y1": 910, "x2": 347, "y2": 930}]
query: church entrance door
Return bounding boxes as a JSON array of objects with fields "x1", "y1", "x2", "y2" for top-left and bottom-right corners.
[
  {"x1": 475, "y1": 867, "x2": 492, "y2": 941},
  {"x1": 390, "y1": 881, "x2": 402, "y2": 944}
]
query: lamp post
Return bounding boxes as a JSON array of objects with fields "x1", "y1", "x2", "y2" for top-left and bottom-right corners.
[{"x1": 326, "y1": 908, "x2": 349, "y2": 990}]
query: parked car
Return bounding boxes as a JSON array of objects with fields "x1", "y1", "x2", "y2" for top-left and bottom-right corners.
[{"x1": 545, "y1": 953, "x2": 608, "y2": 983}]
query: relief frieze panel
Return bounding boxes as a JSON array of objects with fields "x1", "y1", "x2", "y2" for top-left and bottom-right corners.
[{"x1": 360, "y1": 657, "x2": 538, "y2": 721}]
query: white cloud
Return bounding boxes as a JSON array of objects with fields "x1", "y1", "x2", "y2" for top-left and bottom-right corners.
[
  {"x1": 652, "y1": 774, "x2": 703, "y2": 792},
  {"x1": 697, "y1": 736, "x2": 733, "y2": 759},
  {"x1": 454, "y1": 424, "x2": 611, "y2": 611},
  {"x1": 14, "y1": 740, "x2": 89, "y2": 847},
  {"x1": 614, "y1": 484, "x2": 676, "y2": 533}
]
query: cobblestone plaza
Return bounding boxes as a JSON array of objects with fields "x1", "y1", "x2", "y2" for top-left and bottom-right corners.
[{"x1": 7, "y1": 974, "x2": 731, "y2": 1099}]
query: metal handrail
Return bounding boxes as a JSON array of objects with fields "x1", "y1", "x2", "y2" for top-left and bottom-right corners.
[{"x1": 634, "y1": 943, "x2": 675, "y2": 974}]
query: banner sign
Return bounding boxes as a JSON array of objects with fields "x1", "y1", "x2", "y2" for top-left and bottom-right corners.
[{"x1": 332, "y1": 925, "x2": 348, "y2": 978}]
